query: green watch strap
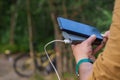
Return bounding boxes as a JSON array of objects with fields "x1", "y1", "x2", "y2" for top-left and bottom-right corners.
[{"x1": 76, "y1": 58, "x2": 93, "y2": 76}]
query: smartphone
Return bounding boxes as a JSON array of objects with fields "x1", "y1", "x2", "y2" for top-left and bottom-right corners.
[{"x1": 57, "y1": 17, "x2": 103, "y2": 45}]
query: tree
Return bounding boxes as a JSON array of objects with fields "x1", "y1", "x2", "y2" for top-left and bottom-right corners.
[
  {"x1": 48, "y1": 0, "x2": 63, "y2": 76},
  {"x1": 10, "y1": 0, "x2": 19, "y2": 45},
  {"x1": 26, "y1": 0, "x2": 36, "y2": 71}
]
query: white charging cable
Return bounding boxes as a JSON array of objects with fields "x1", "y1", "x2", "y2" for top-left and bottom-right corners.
[{"x1": 44, "y1": 39, "x2": 71, "y2": 80}]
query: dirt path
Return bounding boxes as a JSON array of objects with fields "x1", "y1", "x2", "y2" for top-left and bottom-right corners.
[
  {"x1": 0, "y1": 54, "x2": 30, "y2": 80},
  {"x1": 0, "y1": 54, "x2": 75, "y2": 80}
]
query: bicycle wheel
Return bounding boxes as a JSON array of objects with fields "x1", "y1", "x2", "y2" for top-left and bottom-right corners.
[{"x1": 13, "y1": 53, "x2": 37, "y2": 77}]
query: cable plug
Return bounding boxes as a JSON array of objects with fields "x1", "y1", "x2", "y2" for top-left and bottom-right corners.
[{"x1": 63, "y1": 39, "x2": 72, "y2": 44}]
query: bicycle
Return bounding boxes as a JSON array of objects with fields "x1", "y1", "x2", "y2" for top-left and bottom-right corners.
[{"x1": 13, "y1": 50, "x2": 56, "y2": 77}]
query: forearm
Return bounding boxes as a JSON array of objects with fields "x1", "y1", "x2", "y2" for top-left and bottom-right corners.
[{"x1": 78, "y1": 62, "x2": 93, "y2": 80}]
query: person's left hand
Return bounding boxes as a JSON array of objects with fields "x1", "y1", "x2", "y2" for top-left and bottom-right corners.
[{"x1": 92, "y1": 31, "x2": 110, "y2": 54}]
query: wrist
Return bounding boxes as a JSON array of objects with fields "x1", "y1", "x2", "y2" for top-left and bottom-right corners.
[
  {"x1": 76, "y1": 58, "x2": 93, "y2": 76},
  {"x1": 75, "y1": 56, "x2": 89, "y2": 63}
]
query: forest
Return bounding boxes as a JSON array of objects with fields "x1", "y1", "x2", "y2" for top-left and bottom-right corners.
[{"x1": 0, "y1": 0, "x2": 114, "y2": 79}]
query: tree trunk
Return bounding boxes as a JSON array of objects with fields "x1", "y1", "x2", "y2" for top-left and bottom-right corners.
[
  {"x1": 48, "y1": 0, "x2": 63, "y2": 76},
  {"x1": 68, "y1": 46, "x2": 74, "y2": 72},
  {"x1": 51, "y1": 11, "x2": 63, "y2": 77},
  {"x1": 10, "y1": 0, "x2": 19, "y2": 45},
  {"x1": 62, "y1": 0, "x2": 68, "y2": 18},
  {"x1": 26, "y1": 0, "x2": 36, "y2": 71},
  {"x1": 62, "y1": 0, "x2": 69, "y2": 72},
  {"x1": 63, "y1": 46, "x2": 67, "y2": 72}
]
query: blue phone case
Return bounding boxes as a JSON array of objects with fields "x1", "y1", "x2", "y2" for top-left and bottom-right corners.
[{"x1": 57, "y1": 17, "x2": 103, "y2": 45}]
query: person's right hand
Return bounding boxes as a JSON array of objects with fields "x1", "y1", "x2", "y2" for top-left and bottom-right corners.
[
  {"x1": 71, "y1": 30, "x2": 110, "y2": 63},
  {"x1": 71, "y1": 34, "x2": 96, "y2": 63}
]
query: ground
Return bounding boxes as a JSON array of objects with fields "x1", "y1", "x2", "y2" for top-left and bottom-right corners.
[
  {"x1": 0, "y1": 54, "x2": 76, "y2": 80},
  {"x1": 0, "y1": 54, "x2": 30, "y2": 80}
]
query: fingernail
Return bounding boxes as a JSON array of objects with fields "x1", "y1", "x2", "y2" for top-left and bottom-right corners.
[{"x1": 91, "y1": 34, "x2": 96, "y2": 37}]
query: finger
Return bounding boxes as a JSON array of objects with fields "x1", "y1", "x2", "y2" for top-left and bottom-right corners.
[
  {"x1": 93, "y1": 37, "x2": 107, "y2": 55},
  {"x1": 71, "y1": 45, "x2": 75, "y2": 47},
  {"x1": 85, "y1": 34, "x2": 96, "y2": 45},
  {"x1": 102, "y1": 31, "x2": 110, "y2": 38},
  {"x1": 104, "y1": 31, "x2": 110, "y2": 37},
  {"x1": 93, "y1": 35, "x2": 108, "y2": 54},
  {"x1": 93, "y1": 43, "x2": 104, "y2": 54},
  {"x1": 102, "y1": 37, "x2": 108, "y2": 44},
  {"x1": 71, "y1": 45, "x2": 75, "y2": 49},
  {"x1": 89, "y1": 55, "x2": 96, "y2": 62}
]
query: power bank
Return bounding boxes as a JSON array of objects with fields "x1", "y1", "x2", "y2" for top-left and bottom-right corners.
[{"x1": 57, "y1": 17, "x2": 103, "y2": 45}]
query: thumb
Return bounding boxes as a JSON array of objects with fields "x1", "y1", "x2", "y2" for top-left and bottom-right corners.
[{"x1": 85, "y1": 34, "x2": 96, "y2": 45}]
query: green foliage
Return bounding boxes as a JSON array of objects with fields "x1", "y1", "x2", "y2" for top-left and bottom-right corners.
[
  {"x1": 62, "y1": 72, "x2": 78, "y2": 80},
  {"x1": 30, "y1": 72, "x2": 78, "y2": 80},
  {"x1": 30, "y1": 73, "x2": 44, "y2": 80},
  {"x1": 18, "y1": 44, "x2": 29, "y2": 52},
  {"x1": 68, "y1": 0, "x2": 113, "y2": 32},
  {"x1": 0, "y1": 44, "x2": 18, "y2": 54},
  {"x1": 0, "y1": 0, "x2": 114, "y2": 54}
]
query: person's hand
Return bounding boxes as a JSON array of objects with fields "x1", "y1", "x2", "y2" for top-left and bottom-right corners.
[
  {"x1": 71, "y1": 34, "x2": 96, "y2": 63},
  {"x1": 93, "y1": 30, "x2": 110, "y2": 54},
  {"x1": 71, "y1": 30, "x2": 110, "y2": 63}
]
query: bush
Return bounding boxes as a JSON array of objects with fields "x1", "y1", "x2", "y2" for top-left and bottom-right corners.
[{"x1": 0, "y1": 44, "x2": 18, "y2": 54}]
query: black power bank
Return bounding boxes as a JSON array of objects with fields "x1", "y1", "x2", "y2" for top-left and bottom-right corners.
[{"x1": 57, "y1": 17, "x2": 103, "y2": 45}]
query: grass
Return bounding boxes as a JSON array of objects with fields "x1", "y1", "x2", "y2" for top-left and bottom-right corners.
[
  {"x1": 30, "y1": 72, "x2": 78, "y2": 80},
  {"x1": 30, "y1": 73, "x2": 44, "y2": 80}
]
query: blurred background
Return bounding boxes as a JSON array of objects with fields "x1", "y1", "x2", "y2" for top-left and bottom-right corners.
[{"x1": 0, "y1": 0, "x2": 114, "y2": 80}]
